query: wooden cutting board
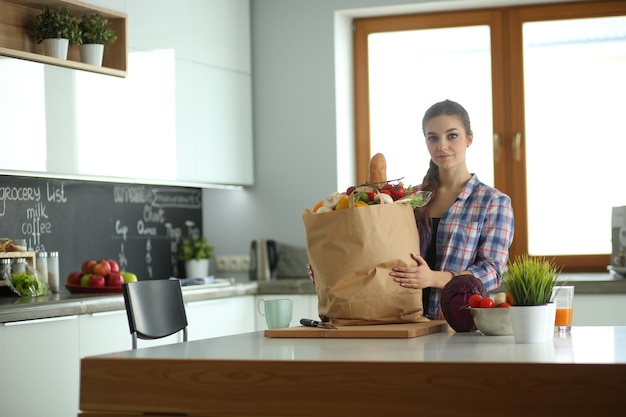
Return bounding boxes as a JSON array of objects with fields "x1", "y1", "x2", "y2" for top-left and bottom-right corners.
[{"x1": 264, "y1": 320, "x2": 449, "y2": 339}]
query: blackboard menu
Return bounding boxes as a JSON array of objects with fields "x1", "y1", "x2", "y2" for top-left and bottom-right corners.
[{"x1": 0, "y1": 175, "x2": 202, "y2": 284}]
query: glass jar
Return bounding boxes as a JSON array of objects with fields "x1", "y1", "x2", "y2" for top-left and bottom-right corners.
[
  {"x1": 47, "y1": 251, "x2": 60, "y2": 293},
  {"x1": 12, "y1": 239, "x2": 27, "y2": 251},
  {"x1": 12, "y1": 257, "x2": 26, "y2": 274},
  {"x1": 36, "y1": 252, "x2": 48, "y2": 284},
  {"x1": 1, "y1": 258, "x2": 11, "y2": 281}
]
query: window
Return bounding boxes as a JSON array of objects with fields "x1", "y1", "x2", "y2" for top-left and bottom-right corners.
[{"x1": 354, "y1": 0, "x2": 626, "y2": 271}]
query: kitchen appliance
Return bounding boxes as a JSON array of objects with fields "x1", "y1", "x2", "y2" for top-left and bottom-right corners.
[
  {"x1": 249, "y1": 239, "x2": 279, "y2": 281},
  {"x1": 611, "y1": 207, "x2": 626, "y2": 277}
]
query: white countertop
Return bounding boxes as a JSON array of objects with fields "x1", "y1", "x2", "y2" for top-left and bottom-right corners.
[{"x1": 103, "y1": 326, "x2": 626, "y2": 364}]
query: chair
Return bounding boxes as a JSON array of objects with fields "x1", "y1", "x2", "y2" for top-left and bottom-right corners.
[{"x1": 122, "y1": 279, "x2": 188, "y2": 349}]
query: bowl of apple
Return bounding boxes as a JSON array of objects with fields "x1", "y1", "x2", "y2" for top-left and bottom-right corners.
[{"x1": 65, "y1": 259, "x2": 137, "y2": 293}]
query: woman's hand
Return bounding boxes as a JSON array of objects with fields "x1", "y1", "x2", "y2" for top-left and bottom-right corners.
[
  {"x1": 391, "y1": 253, "x2": 437, "y2": 289},
  {"x1": 307, "y1": 263, "x2": 315, "y2": 285}
]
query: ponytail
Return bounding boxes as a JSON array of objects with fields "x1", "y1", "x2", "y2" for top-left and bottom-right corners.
[{"x1": 415, "y1": 160, "x2": 439, "y2": 256}]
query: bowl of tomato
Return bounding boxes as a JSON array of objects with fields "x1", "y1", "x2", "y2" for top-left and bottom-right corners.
[{"x1": 469, "y1": 307, "x2": 513, "y2": 336}]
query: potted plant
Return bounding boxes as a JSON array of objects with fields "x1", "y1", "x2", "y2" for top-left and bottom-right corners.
[
  {"x1": 178, "y1": 237, "x2": 214, "y2": 278},
  {"x1": 31, "y1": 6, "x2": 81, "y2": 60},
  {"x1": 502, "y1": 255, "x2": 562, "y2": 343},
  {"x1": 78, "y1": 13, "x2": 117, "y2": 66}
]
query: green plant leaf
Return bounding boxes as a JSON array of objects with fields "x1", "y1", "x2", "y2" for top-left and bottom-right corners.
[
  {"x1": 31, "y1": 6, "x2": 82, "y2": 45},
  {"x1": 502, "y1": 255, "x2": 562, "y2": 306},
  {"x1": 79, "y1": 13, "x2": 117, "y2": 45},
  {"x1": 177, "y1": 237, "x2": 214, "y2": 261}
]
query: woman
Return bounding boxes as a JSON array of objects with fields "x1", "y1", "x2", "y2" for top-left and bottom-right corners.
[{"x1": 390, "y1": 99, "x2": 515, "y2": 319}]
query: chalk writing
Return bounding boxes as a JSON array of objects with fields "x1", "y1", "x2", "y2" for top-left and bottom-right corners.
[
  {"x1": 145, "y1": 239, "x2": 153, "y2": 278},
  {"x1": 0, "y1": 186, "x2": 41, "y2": 216},
  {"x1": 152, "y1": 189, "x2": 202, "y2": 209},
  {"x1": 46, "y1": 182, "x2": 67, "y2": 203},
  {"x1": 143, "y1": 206, "x2": 165, "y2": 223},
  {"x1": 115, "y1": 220, "x2": 129, "y2": 240},
  {"x1": 1, "y1": 175, "x2": 202, "y2": 281},
  {"x1": 137, "y1": 220, "x2": 157, "y2": 236}
]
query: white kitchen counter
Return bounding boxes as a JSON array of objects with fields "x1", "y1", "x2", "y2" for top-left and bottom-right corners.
[
  {"x1": 89, "y1": 325, "x2": 626, "y2": 364},
  {"x1": 79, "y1": 326, "x2": 626, "y2": 417}
]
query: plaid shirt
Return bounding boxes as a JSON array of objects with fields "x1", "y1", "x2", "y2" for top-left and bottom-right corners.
[{"x1": 426, "y1": 174, "x2": 515, "y2": 320}]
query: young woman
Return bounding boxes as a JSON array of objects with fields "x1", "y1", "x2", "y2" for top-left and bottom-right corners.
[{"x1": 390, "y1": 99, "x2": 515, "y2": 319}]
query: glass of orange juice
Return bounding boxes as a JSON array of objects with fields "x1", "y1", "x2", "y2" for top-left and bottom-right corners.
[{"x1": 553, "y1": 285, "x2": 574, "y2": 332}]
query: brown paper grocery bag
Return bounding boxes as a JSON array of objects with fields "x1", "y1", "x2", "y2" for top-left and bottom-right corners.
[{"x1": 302, "y1": 197, "x2": 427, "y2": 326}]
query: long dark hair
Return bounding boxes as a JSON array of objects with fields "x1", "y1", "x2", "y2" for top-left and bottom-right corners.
[{"x1": 415, "y1": 99, "x2": 472, "y2": 256}]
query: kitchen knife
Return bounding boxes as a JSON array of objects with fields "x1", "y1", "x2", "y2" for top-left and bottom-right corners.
[{"x1": 300, "y1": 318, "x2": 337, "y2": 329}]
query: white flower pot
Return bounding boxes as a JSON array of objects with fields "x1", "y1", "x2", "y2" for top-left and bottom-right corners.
[
  {"x1": 185, "y1": 259, "x2": 210, "y2": 278},
  {"x1": 79, "y1": 44, "x2": 104, "y2": 66},
  {"x1": 43, "y1": 38, "x2": 69, "y2": 59},
  {"x1": 545, "y1": 302, "x2": 556, "y2": 340},
  {"x1": 510, "y1": 304, "x2": 549, "y2": 344}
]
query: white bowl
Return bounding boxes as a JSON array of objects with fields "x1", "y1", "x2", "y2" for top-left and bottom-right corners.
[{"x1": 469, "y1": 307, "x2": 513, "y2": 336}]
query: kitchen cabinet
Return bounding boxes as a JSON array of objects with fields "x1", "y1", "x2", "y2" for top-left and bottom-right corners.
[
  {"x1": 0, "y1": 293, "x2": 256, "y2": 417},
  {"x1": 185, "y1": 295, "x2": 255, "y2": 340},
  {"x1": 0, "y1": 0, "x2": 253, "y2": 186},
  {"x1": 255, "y1": 294, "x2": 318, "y2": 331},
  {"x1": 0, "y1": 0, "x2": 127, "y2": 77},
  {"x1": 79, "y1": 296, "x2": 257, "y2": 357},
  {"x1": 79, "y1": 306, "x2": 189, "y2": 356},
  {"x1": 79, "y1": 310, "x2": 133, "y2": 357},
  {"x1": 0, "y1": 315, "x2": 80, "y2": 417}
]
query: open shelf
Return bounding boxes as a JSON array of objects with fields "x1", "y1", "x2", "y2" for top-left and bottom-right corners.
[
  {"x1": 0, "y1": 0, "x2": 127, "y2": 77},
  {"x1": 0, "y1": 251, "x2": 36, "y2": 287}
]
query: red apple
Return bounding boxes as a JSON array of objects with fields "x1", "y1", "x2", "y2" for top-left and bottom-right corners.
[
  {"x1": 66, "y1": 272, "x2": 83, "y2": 286},
  {"x1": 93, "y1": 261, "x2": 111, "y2": 276},
  {"x1": 104, "y1": 259, "x2": 120, "y2": 274},
  {"x1": 88, "y1": 274, "x2": 105, "y2": 287},
  {"x1": 106, "y1": 272, "x2": 124, "y2": 288},
  {"x1": 82, "y1": 260, "x2": 97, "y2": 274}
]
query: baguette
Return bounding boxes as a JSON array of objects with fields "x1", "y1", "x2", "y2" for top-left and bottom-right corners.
[{"x1": 368, "y1": 153, "x2": 387, "y2": 188}]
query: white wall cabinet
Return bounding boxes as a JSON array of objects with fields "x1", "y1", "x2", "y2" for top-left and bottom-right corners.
[
  {"x1": 0, "y1": 316, "x2": 80, "y2": 417},
  {"x1": 0, "y1": 0, "x2": 253, "y2": 186},
  {"x1": 186, "y1": 295, "x2": 255, "y2": 340},
  {"x1": 255, "y1": 294, "x2": 319, "y2": 331}
]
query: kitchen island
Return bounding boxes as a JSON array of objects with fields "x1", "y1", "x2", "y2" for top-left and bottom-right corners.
[{"x1": 79, "y1": 326, "x2": 626, "y2": 417}]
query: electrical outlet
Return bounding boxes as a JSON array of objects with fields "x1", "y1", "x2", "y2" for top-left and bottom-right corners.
[
  {"x1": 239, "y1": 255, "x2": 250, "y2": 271},
  {"x1": 227, "y1": 256, "x2": 240, "y2": 272},
  {"x1": 216, "y1": 256, "x2": 229, "y2": 272},
  {"x1": 215, "y1": 255, "x2": 250, "y2": 272}
]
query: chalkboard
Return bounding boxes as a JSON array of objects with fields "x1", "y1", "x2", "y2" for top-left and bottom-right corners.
[{"x1": 0, "y1": 175, "x2": 203, "y2": 286}]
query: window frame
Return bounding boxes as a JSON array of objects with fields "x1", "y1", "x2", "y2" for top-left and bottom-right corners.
[{"x1": 353, "y1": 0, "x2": 625, "y2": 272}]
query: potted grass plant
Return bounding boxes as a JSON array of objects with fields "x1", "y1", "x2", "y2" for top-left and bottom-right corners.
[
  {"x1": 78, "y1": 13, "x2": 117, "y2": 66},
  {"x1": 31, "y1": 6, "x2": 81, "y2": 60},
  {"x1": 502, "y1": 255, "x2": 562, "y2": 343},
  {"x1": 178, "y1": 237, "x2": 214, "y2": 278}
]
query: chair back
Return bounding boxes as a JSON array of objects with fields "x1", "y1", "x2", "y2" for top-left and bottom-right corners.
[{"x1": 122, "y1": 279, "x2": 188, "y2": 349}]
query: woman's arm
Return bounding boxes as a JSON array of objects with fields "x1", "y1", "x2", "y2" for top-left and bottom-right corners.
[{"x1": 465, "y1": 193, "x2": 515, "y2": 290}]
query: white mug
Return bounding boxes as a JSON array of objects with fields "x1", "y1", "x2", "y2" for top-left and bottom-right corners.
[{"x1": 257, "y1": 298, "x2": 293, "y2": 329}]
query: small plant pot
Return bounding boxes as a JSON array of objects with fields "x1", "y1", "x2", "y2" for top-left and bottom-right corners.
[
  {"x1": 79, "y1": 43, "x2": 104, "y2": 66},
  {"x1": 185, "y1": 259, "x2": 210, "y2": 278},
  {"x1": 43, "y1": 38, "x2": 69, "y2": 59},
  {"x1": 545, "y1": 302, "x2": 556, "y2": 340},
  {"x1": 510, "y1": 304, "x2": 549, "y2": 344}
]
